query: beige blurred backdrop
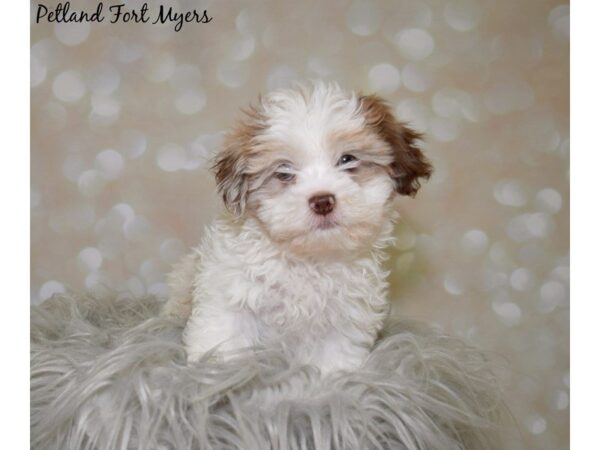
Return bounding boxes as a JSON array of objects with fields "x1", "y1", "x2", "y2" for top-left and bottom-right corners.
[{"x1": 31, "y1": 0, "x2": 569, "y2": 448}]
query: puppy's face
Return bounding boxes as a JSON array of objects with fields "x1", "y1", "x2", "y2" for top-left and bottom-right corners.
[{"x1": 214, "y1": 84, "x2": 432, "y2": 257}]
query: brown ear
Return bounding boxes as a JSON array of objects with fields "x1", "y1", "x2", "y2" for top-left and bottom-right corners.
[
  {"x1": 359, "y1": 94, "x2": 432, "y2": 196},
  {"x1": 212, "y1": 103, "x2": 266, "y2": 215}
]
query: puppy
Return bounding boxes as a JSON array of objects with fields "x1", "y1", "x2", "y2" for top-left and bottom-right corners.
[{"x1": 163, "y1": 82, "x2": 432, "y2": 374}]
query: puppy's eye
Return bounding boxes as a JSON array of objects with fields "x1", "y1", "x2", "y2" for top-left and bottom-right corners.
[
  {"x1": 274, "y1": 164, "x2": 296, "y2": 183},
  {"x1": 337, "y1": 154, "x2": 358, "y2": 168},
  {"x1": 275, "y1": 171, "x2": 296, "y2": 183}
]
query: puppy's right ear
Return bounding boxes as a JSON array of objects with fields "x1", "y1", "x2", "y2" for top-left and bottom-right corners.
[
  {"x1": 213, "y1": 139, "x2": 249, "y2": 216},
  {"x1": 212, "y1": 103, "x2": 266, "y2": 216}
]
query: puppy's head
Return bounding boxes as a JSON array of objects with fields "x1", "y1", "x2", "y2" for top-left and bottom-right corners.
[{"x1": 213, "y1": 82, "x2": 432, "y2": 256}]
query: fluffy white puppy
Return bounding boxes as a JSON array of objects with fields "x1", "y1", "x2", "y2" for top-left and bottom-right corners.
[{"x1": 163, "y1": 82, "x2": 432, "y2": 374}]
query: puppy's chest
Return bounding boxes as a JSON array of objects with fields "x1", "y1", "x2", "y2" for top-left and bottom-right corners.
[{"x1": 241, "y1": 261, "x2": 384, "y2": 330}]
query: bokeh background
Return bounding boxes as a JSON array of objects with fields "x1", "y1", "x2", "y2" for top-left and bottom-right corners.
[{"x1": 31, "y1": 0, "x2": 569, "y2": 448}]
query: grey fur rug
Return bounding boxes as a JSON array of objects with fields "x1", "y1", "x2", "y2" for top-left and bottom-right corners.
[{"x1": 31, "y1": 293, "x2": 508, "y2": 450}]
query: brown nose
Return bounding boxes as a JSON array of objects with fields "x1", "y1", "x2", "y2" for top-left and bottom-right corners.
[{"x1": 309, "y1": 193, "x2": 336, "y2": 216}]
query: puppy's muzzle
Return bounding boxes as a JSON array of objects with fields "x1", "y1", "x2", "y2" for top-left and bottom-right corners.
[{"x1": 309, "y1": 193, "x2": 336, "y2": 216}]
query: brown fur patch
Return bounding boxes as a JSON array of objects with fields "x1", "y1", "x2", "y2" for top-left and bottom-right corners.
[
  {"x1": 212, "y1": 101, "x2": 267, "y2": 215},
  {"x1": 326, "y1": 128, "x2": 395, "y2": 188},
  {"x1": 358, "y1": 94, "x2": 433, "y2": 196}
]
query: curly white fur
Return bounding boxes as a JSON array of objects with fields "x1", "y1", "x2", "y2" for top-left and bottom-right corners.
[
  {"x1": 165, "y1": 217, "x2": 393, "y2": 372},
  {"x1": 163, "y1": 82, "x2": 432, "y2": 373}
]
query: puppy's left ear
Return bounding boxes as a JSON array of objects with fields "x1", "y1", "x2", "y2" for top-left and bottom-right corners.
[{"x1": 359, "y1": 94, "x2": 433, "y2": 197}]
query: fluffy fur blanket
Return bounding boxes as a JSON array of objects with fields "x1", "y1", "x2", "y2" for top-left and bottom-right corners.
[{"x1": 31, "y1": 293, "x2": 507, "y2": 450}]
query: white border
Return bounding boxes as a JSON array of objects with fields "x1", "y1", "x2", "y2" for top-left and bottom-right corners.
[
  {"x1": 0, "y1": 1, "x2": 29, "y2": 447},
  {"x1": 571, "y1": 1, "x2": 598, "y2": 449},
  {"x1": 5, "y1": 0, "x2": 584, "y2": 448}
]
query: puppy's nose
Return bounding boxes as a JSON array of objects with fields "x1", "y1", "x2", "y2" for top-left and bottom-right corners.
[{"x1": 309, "y1": 193, "x2": 336, "y2": 216}]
